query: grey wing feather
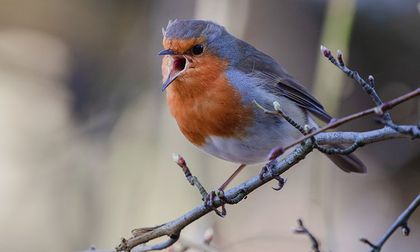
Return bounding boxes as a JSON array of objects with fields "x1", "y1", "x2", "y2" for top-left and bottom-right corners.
[
  {"x1": 232, "y1": 41, "x2": 366, "y2": 173},
  {"x1": 235, "y1": 48, "x2": 332, "y2": 123}
]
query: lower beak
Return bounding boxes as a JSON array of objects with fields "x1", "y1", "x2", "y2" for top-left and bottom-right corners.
[
  {"x1": 162, "y1": 55, "x2": 188, "y2": 91},
  {"x1": 162, "y1": 67, "x2": 180, "y2": 91}
]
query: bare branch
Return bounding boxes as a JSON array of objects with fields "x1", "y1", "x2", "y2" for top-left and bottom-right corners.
[
  {"x1": 360, "y1": 194, "x2": 420, "y2": 252},
  {"x1": 114, "y1": 48, "x2": 420, "y2": 251},
  {"x1": 293, "y1": 219, "x2": 320, "y2": 252},
  {"x1": 282, "y1": 88, "x2": 419, "y2": 154},
  {"x1": 172, "y1": 153, "x2": 208, "y2": 199},
  {"x1": 379, "y1": 120, "x2": 420, "y2": 139},
  {"x1": 116, "y1": 139, "x2": 315, "y2": 251},
  {"x1": 314, "y1": 126, "x2": 410, "y2": 146},
  {"x1": 116, "y1": 120, "x2": 419, "y2": 251},
  {"x1": 320, "y1": 45, "x2": 391, "y2": 121}
]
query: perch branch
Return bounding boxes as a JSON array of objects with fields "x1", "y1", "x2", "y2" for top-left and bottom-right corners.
[
  {"x1": 116, "y1": 119, "x2": 418, "y2": 251},
  {"x1": 115, "y1": 47, "x2": 420, "y2": 251}
]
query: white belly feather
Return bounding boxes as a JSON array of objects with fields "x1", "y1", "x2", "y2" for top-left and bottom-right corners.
[{"x1": 201, "y1": 114, "x2": 306, "y2": 164}]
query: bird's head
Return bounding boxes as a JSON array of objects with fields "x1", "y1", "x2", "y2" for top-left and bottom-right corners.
[{"x1": 159, "y1": 19, "x2": 229, "y2": 91}]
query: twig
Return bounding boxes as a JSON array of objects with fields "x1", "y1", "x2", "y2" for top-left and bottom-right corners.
[
  {"x1": 253, "y1": 100, "x2": 313, "y2": 161},
  {"x1": 379, "y1": 119, "x2": 420, "y2": 139},
  {"x1": 293, "y1": 219, "x2": 320, "y2": 252},
  {"x1": 134, "y1": 235, "x2": 179, "y2": 252},
  {"x1": 321, "y1": 45, "x2": 391, "y2": 122},
  {"x1": 360, "y1": 194, "x2": 420, "y2": 252},
  {"x1": 281, "y1": 88, "x2": 420, "y2": 155},
  {"x1": 314, "y1": 140, "x2": 363, "y2": 155},
  {"x1": 172, "y1": 154, "x2": 208, "y2": 199},
  {"x1": 272, "y1": 101, "x2": 308, "y2": 134},
  {"x1": 173, "y1": 154, "x2": 226, "y2": 217}
]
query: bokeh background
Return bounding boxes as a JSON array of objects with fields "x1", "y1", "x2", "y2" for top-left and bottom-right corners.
[{"x1": 0, "y1": 0, "x2": 419, "y2": 251}]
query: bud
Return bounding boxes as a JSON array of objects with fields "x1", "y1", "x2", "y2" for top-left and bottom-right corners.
[
  {"x1": 320, "y1": 45, "x2": 331, "y2": 57},
  {"x1": 368, "y1": 75, "x2": 375, "y2": 87},
  {"x1": 401, "y1": 224, "x2": 410, "y2": 236},
  {"x1": 337, "y1": 49, "x2": 344, "y2": 66},
  {"x1": 172, "y1": 153, "x2": 186, "y2": 166},
  {"x1": 203, "y1": 228, "x2": 214, "y2": 244},
  {"x1": 303, "y1": 124, "x2": 311, "y2": 134},
  {"x1": 273, "y1": 101, "x2": 282, "y2": 112},
  {"x1": 172, "y1": 153, "x2": 180, "y2": 162},
  {"x1": 374, "y1": 107, "x2": 384, "y2": 116}
]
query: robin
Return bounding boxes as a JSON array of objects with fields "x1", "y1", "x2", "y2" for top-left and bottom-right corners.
[{"x1": 159, "y1": 19, "x2": 366, "y2": 192}]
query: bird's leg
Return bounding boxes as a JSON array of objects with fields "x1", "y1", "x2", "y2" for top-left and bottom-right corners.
[
  {"x1": 219, "y1": 163, "x2": 247, "y2": 191},
  {"x1": 204, "y1": 164, "x2": 246, "y2": 217}
]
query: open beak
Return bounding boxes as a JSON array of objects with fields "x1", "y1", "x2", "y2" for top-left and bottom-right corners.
[{"x1": 159, "y1": 50, "x2": 189, "y2": 91}]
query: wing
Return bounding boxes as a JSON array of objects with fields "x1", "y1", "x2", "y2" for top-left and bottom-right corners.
[{"x1": 235, "y1": 46, "x2": 332, "y2": 123}]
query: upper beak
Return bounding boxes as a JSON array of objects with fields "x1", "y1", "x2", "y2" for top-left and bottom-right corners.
[{"x1": 158, "y1": 49, "x2": 176, "y2": 56}]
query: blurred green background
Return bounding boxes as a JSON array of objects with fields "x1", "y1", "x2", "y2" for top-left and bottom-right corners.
[{"x1": 0, "y1": 0, "x2": 419, "y2": 251}]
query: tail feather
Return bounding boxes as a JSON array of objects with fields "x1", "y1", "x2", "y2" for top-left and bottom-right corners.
[{"x1": 326, "y1": 152, "x2": 367, "y2": 173}]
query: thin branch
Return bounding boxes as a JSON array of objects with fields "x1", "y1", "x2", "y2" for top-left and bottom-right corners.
[
  {"x1": 360, "y1": 194, "x2": 420, "y2": 252},
  {"x1": 314, "y1": 140, "x2": 362, "y2": 155},
  {"x1": 134, "y1": 235, "x2": 179, "y2": 252},
  {"x1": 380, "y1": 120, "x2": 420, "y2": 139},
  {"x1": 315, "y1": 126, "x2": 412, "y2": 145},
  {"x1": 172, "y1": 153, "x2": 226, "y2": 217},
  {"x1": 172, "y1": 154, "x2": 208, "y2": 199},
  {"x1": 321, "y1": 45, "x2": 391, "y2": 122},
  {"x1": 293, "y1": 219, "x2": 320, "y2": 252},
  {"x1": 281, "y1": 88, "x2": 419, "y2": 155}
]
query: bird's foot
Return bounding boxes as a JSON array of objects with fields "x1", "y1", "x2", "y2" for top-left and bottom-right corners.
[
  {"x1": 204, "y1": 189, "x2": 227, "y2": 217},
  {"x1": 259, "y1": 162, "x2": 275, "y2": 180},
  {"x1": 259, "y1": 163, "x2": 287, "y2": 191}
]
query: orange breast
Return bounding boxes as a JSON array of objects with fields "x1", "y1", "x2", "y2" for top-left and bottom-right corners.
[{"x1": 165, "y1": 54, "x2": 254, "y2": 146}]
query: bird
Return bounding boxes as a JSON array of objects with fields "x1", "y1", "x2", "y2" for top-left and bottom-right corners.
[{"x1": 159, "y1": 19, "x2": 366, "y2": 191}]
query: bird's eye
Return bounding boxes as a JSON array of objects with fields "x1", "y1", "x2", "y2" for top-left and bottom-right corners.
[{"x1": 191, "y1": 44, "x2": 204, "y2": 55}]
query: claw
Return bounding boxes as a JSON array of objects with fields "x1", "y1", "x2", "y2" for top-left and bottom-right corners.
[
  {"x1": 204, "y1": 190, "x2": 227, "y2": 217},
  {"x1": 259, "y1": 163, "x2": 274, "y2": 180},
  {"x1": 259, "y1": 166, "x2": 267, "y2": 180},
  {"x1": 272, "y1": 176, "x2": 287, "y2": 191}
]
